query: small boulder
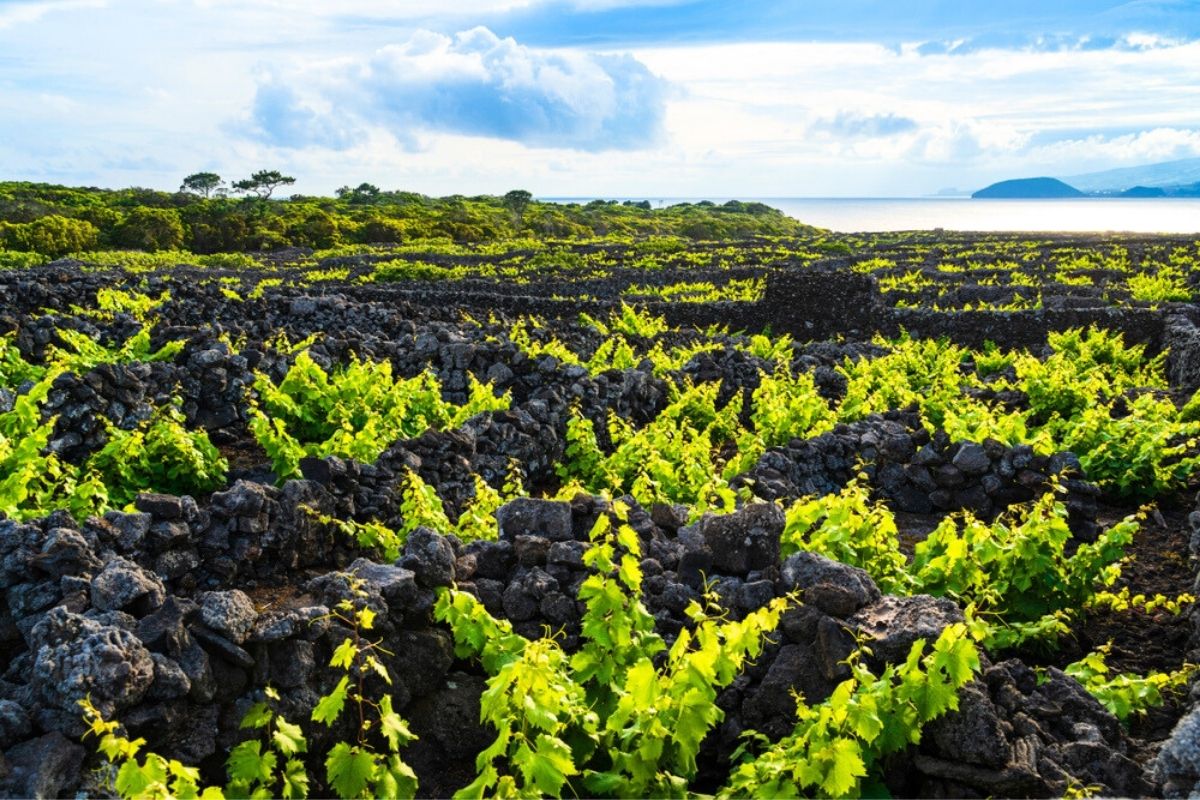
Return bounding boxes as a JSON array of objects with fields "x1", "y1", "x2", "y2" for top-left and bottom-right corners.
[
  {"x1": 779, "y1": 551, "x2": 881, "y2": 617},
  {"x1": 0, "y1": 732, "x2": 86, "y2": 799},
  {"x1": 90, "y1": 556, "x2": 165, "y2": 616},
  {"x1": 951, "y1": 443, "x2": 992, "y2": 476},
  {"x1": 199, "y1": 590, "x2": 258, "y2": 644},
  {"x1": 135, "y1": 492, "x2": 184, "y2": 519},
  {"x1": 401, "y1": 528, "x2": 456, "y2": 588},
  {"x1": 690, "y1": 502, "x2": 783, "y2": 575},
  {"x1": 0, "y1": 699, "x2": 32, "y2": 749},
  {"x1": 497, "y1": 498, "x2": 573, "y2": 542},
  {"x1": 848, "y1": 594, "x2": 965, "y2": 664},
  {"x1": 30, "y1": 607, "x2": 155, "y2": 714}
]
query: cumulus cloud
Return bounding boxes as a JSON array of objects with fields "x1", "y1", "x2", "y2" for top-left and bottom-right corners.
[
  {"x1": 810, "y1": 111, "x2": 918, "y2": 138},
  {"x1": 243, "y1": 26, "x2": 670, "y2": 152},
  {"x1": 1027, "y1": 127, "x2": 1200, "y2": 165},
  {"x1": 243, "y1": 80, "x2": 364, "y2": 150}
]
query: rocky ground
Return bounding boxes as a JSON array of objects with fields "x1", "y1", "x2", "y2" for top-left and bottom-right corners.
[{"x1": 3, "y1": 238, "x2": 1200, "y2": 798}]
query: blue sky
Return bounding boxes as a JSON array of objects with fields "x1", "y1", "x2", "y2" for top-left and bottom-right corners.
[{"x1": 2, "y1": 0, "x2": 1199, "y2": 196}]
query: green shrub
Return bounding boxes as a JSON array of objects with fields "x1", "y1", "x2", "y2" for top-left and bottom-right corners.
[
  {"x1": 115, "y1": 207, "x2": 185, "y2": 252},
  {"x1": 0, "y1": 214, "x2": 99, "y2": 256},
  {"x1": 87, "y1": 404, "x2": 228, "y2": 506}
]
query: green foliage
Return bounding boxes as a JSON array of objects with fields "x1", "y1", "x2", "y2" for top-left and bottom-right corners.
[
  {"x1": 1051, "y1": 393, "x2": 1200, "y2": 501},
  {"x1": 70, "y1": 289, "x2": 171, "y2": 324},
  {"x1": 720, "y1": 624, "x2": 980, "y2": 798},
  {"x1": 784, "y1": 481, "x2": 1139, "y2": 640},
  {"x1": 226, "y1": 686, "x2": 310, "y2": 799},
  {"x1": 750, "y1": 364, "x2": 835, "y2": 449},
  {"x1": 740, "y1": 333, "x2": 793, "y2": 364},
  {"x1": 0, "y1": 214, "x2": 99, "y2": 256},
  {"x1": 397, "y1": 468, "x2": 453, "y2": 539},
  {"x1": 1087, "y1": 587, "x2": 1196, "y2": 615},
  {"x1": 782, "y1": 481, "x2": 911, "y2": 595},
  {"x1": 0, "y1": 181, "x2": 814, "y2": 257},
  {"x1": 311, "y1": 584, "x2": 419, "y2": 799},
  {"x1": 910, "y1": 489, "x2": 1139, "y2": 623},
  {"x1": 249, "y1": 351, "x2": 509, "y2": 479},
  {"x1": 508, "y1": 318, "x2": 583, "y2": 366},
  {"x1": 181, "y1": 172, "x2": 225, "y2": 198},
  {"x1": 837, "y1": 334, "x2": 968, "y2": 423},
  {"x1": 1065, "y1": 645, "x2": 1197, "y2": 721},
  {"x1": 1015, "y1": 327, "x2": 1165, "y2": 420},
  {"x1": 372, "y1": 259, "x2": 468, "y2": 283},
  {"x1": 48, "y1": 327, "x2": 185, "y2": 374},
  {"x1": 581, "y1": 304, "x2": 670, "y2": 339},
  {"x1": 87, "y1": 404, "x2": 228, "y2": 506},
  {"x1": 0, "y1": 249, "x2": 49, "y2": 269},
  {"x1": 624, "y1": 277, "x2": 764, "y2": 304},
  {"x1": 0, "y1": 377, "x2": 109, "y2": 521},
  {"x1": 0, "y1": 333, "x2": 46, "y2": 387},
  {"x1": 116, "y1": 207, "x2": 185, "y2": 252},
  {"x1": 232, "y1": 170, "x2": 296, "y2": 199},
  {"x1": 558, "y1": 382, "x2": 745, "y2": 514},
  {"x1": 435, "y1": 505, "x2": 789, "y2": 798},
  {"x1": 1127, "y1": 268, "x2": 1191, "y2": 304},
  {"x1": 81, "y1": 696, "x2": 223, "y2": 800},
  {"x1": 823, "y1": 327, "x2": 1200, "y2": 499}
]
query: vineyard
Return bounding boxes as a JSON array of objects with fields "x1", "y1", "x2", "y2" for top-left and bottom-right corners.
[{"x1": 4, "y1": 229, "x2": 1200, "y2": 798}]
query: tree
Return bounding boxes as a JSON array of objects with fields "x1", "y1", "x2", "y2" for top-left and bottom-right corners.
[
  {"x1": 180, "y1": 172, "x2": 224, "y2": 198},
  {"x1": 115, "y1": 207, "x2": 184, "y2": 251},
  {"x1": 336, "y1": 183, "x2": 381, "y2": 204},
  {"x1": 232, "y1": 170, "x2": 296, "y2": 200},
  {"x1": 0, "y1": 215, "x2": 99, "y2": 257},
  {"x1": 359, "y1": 216, "x2": 406, "y2": 244},
  {"x1": 289, "y1": 208, "x2": 339, "y2": 249},
  {"x1": 503, "y1": 189, "x2": 533, "y2": 226}
]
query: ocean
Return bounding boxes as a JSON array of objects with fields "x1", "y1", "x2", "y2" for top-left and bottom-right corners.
[{"x1": 544, "y1": 197, "x2": 1200, "y2": 234}]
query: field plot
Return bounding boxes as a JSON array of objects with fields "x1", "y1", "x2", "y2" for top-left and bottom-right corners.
[{"x1": 4, "y1": 231, "x2": 1200, "y2": 798}]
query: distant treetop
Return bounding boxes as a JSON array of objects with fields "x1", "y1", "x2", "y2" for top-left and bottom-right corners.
[
  {"x1": 0, "y1": 177, "x2": 817, "y2": 258},
  {"x1": 231, "y1": 170, "x2": 296, "y2": 200}
]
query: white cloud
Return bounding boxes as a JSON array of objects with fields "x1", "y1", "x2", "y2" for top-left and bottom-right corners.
[
  {"x1": 0, "y1": 0, "x2": 105, "y2": 30},
  {"x1": 1028, "y1": 127, "x2": 1200, "y2": 165},
  {"x1": 2, "y1": 0, "x2": 1200, "y2": 196},
  {"x1": 240, "y1": 27, "x2": 670, "y2": 152}
]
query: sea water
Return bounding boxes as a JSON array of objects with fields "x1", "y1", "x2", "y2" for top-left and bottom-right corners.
[{"x1": 545, "y1": 197, "x2": 1200, "y2": 234}]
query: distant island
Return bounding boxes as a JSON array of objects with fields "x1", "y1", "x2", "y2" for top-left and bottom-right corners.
[
  {"x1": 1119, "y1": 186, "x2": 1167, "y2": 198},
  {"x1": 973, "y1": 177, "x2": 1084, "y2": 199},
  {"x1": 974, "y1": 157, "x2": 1200, "y2": 199}
]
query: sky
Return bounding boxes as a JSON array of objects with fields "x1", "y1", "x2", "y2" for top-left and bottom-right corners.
[{"x1": 2, "y1": 0, "x2": 1199, "y2": 197}]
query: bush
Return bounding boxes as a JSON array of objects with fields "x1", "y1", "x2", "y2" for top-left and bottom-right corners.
[
  {"x1": 0, "y1": 250, "x2": 49, "y2": 269},
  {"x1": 0, "y1": 214, "x2": 99, "y2": 256},
  {"x1": 289, "y1": 208, "x2": 339, "y2": 249},
  {"x1": 360, "y1": 216, "x2": 407, "y2": 244},
  {"x1": 115, "y1": 207, "x2": 184, "y2": 251}
]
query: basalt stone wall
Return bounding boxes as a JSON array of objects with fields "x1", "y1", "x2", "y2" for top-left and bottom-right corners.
[
  {"x1": 0, "y1": 482, "x2": 1153, "y2": 799},
  {"x1": 891, "y1": 306, "x2": 1170, "y2": 352},
  {"x1": 298, "y1": 268, "x2": 1181, "y2": 355},
  {"x1": 1166, "y1": 314, "x2": 1200, "y2": 393},
  {"x1": 734, "y1": 412, "x2": 1102, "y2": 537},
  {"x1": 4, "y1": 262, "x2": 1187, "y2": 360}
]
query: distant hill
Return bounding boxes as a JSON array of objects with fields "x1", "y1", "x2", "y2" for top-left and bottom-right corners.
[
  {"x1": 972, "y1": 177, "x2": 1085, "y2": 199},
  {"x1": 1120, "y1": 186, "x2": 1167, "y2": 198},
  {"x1": 1063, "y1": 158, "x2": 1200, "y2": 193},
  {"x1": 1162, "y1": 181, "x2": 1200, "y2": 197}
]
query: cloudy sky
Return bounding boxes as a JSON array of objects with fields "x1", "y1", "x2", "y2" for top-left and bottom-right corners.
[{"x1": 2, "y1": 0, "x2": 1199, "y2": 196}]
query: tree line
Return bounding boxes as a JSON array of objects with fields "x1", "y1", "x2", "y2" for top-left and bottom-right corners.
[{"x1": 0, "y1": 172, "x2": 811, "y2": 258}]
